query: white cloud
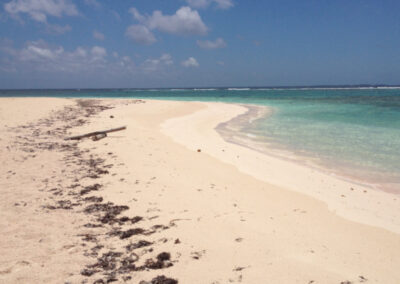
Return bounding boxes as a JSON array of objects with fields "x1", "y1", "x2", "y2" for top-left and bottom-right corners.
[
  {"x1": 90, "y1": 46, "x2": 106, "y2": 62},
  {"x1": 160, "y1": 53, "x2": 173, "y2": 65},
  {"x1": 129, "y1": 7, "x2": 145, "y2": 23},
  {"x1": 4, "y1": 0, "x2": 78, "y2": 23},
  {"x1": 130, "y1": 6, "x2": 207, "y2": 36},
  {"x1": 115, "y1": 55, "x2": 135, "y2": 72},
  {"x1": 93, "y1": 30, "x2": 105, "y2": 41},
  {"x1": 125, "y1": 25, "x2": 156, "y2": 45},
  {"x1": 142, "y1": 53, "x2": 174, "y2": 73},
  {"x1": 20, "y1": 42, "x2": 59, "y2": 61},
  {"x1": 214, "y1": 0, "x2": 234, "y2": 9},
  {"x1": 84, "y1": 0, "x2": 101, "y2": 9},
  {"x1": 181, "y1": 57, "x2": 199, "y2": 67},
  {"x1": 185, "y1": 0, "x2": 234, "y2": 10},
  {"x1": 46, "y1": 23, "x2": 71, "y2": 34},
  {"x1": 74, "y1": 46, "x2": 87, "y2": 58},
  {"x1": 197, "y1": 38, "x2": 226, "y2": 49},
  {"x1": 1, "y1": 40, "x2": 108, "y2": 72},
  {"x1": 0, "y1": 40, "x2": 177, "y2": 76}
]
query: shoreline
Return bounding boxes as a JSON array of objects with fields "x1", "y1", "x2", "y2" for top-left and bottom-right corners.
[
  {"x1": 216, "y1": 103, "x2": 392, "y2": 193},
  {"x1": 162, "y1": 101, "x2": 400, "y2": 235},
  {"x1": 2, "y1": 97, "x2": 400, "y2": 283}
]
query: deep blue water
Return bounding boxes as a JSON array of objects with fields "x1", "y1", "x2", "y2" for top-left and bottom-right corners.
[{"x1": 1, "y1": 87, "x2": 399, "y2": 191}]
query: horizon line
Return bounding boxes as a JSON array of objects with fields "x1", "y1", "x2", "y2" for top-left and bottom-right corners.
[{"x1": 2, "y1": 83, "x2": 400, "y2": 91}]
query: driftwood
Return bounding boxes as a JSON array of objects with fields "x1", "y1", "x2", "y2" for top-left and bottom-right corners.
[{"x1": 64, "y1": 126, "x2": 127, "y2": 141}]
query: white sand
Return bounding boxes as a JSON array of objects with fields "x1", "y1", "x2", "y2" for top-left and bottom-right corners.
[
  {"x1": 1, "y1": 98, "x2": 400, "y2": 283},
  {"x1": 162, "y1": 102, "x2": 400, "y2": 234}
]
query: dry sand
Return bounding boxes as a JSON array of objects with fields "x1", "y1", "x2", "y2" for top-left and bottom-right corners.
[{"x1": 0, "y1": 98, "x2": 400, "y2": 284}]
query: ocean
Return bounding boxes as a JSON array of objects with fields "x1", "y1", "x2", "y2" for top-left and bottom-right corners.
[{"x1": 1, "y1": 87, "x2": 399, "y2": 192}]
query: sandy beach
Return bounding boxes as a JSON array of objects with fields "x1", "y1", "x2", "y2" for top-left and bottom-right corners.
[{"x1": 1, "y1": 97, "x2": 400, "y2": 284}]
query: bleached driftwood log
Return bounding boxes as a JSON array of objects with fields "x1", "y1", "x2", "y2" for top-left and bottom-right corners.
[{"x1": 64, "y1": 126, "x2": 127, "y2": 141}]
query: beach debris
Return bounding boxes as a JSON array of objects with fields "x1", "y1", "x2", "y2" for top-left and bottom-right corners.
[
  {"x1": 89, "y1": 251, "x2": 123, "y2": 271},
  {"x1": 84, "y1": 223, "x2": 103, "y2": 228},
  {"x1": 79, "y1": 233, "x2": 98, "y2": 242},
  {"x1": 144, "y1": 252, "x2": 173, "y2": 269},
  {"x1": 64, "y1": 126, "x2": 127, "y2": 141},
  {"x1": 126, "y1": 240, "x2": 153, "y2": 251},
  {"x1": 92, "y1": 133, "x2": 107, "y2": 141},
  {"x1": 80, "y1": 268, "x2": 100, "y2": 276},
  {"x1": 359, "y1": 275, "x2": 368, "y2": 282},
  {"x1": 9, "y1": 99, "x2": 180, "y2": 283},
  {"x1": 80, "y1": 183, "x2": 102, "y2": 195},
  {"x1": 197, "y1": 149, "x2": 201, "y2": 152},
  {"x1": 233, "y1": 266, "x2": 248, "y2": 271},
  {"x1": 43, "y1": 200, "x2": 80, "y2": 210},
  {"x1": 84, "y1": 196, "x2": 103, "y2": 203},
  {"x1": 140, "y1": 275, "x2": 178, "y2": 284},
  {"x1": 84, "y1": 202, "x2": 131, "y2": 225},
  {"x1": 152, "y1": 224, "x2": 170, "y2": 231},
  {"x1": 191, "y1": 250, "x2": 205, "y2": 260},
  {"x1": 111, "y1": 228, "x2": 146, "y2": 239}
]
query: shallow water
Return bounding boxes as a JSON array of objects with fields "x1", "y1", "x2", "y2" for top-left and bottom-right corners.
[{"x1": 2, "y1": 87, "x2": 400, "y2": 192}]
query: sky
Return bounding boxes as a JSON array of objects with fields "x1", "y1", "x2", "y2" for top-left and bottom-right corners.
[{"x1": 0, "y1": 0, "x2": 400, "y2": 89}]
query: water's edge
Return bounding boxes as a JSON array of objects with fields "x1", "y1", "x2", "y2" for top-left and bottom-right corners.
[{"x1": 215, "y1": 103, "x2": 394, "y2": 195}]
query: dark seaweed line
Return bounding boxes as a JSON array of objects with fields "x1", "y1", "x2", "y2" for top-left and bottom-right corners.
[{"x1": 8, "y1": 99, "x2": 178, "y2": 284}]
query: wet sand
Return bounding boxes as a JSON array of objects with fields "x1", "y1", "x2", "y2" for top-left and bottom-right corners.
[{"x1": 1, "y1": 98, "x2": 400, "y2": 283}]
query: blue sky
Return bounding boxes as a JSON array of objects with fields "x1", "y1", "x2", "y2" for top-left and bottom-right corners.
[{"x1": 0, "y1": 0, "x2": 399, "y2": 88}]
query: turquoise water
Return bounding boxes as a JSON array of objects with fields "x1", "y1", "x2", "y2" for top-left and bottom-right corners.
[{"x1": 1, "y1": 87, "x2": 400, "y2": 191}]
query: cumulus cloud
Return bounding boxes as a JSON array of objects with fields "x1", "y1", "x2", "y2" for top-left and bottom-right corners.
[
  {"x1": 4, "y1": 0, "x2": 78, "y2": 23},
  {"x1": 125, "y1": 25, "x2": 156, "y2": 45},
  {"x1": 129, "y1": 6, "x2": 207, "y2": 37},
  {"x1": 141, "y1": 53, "x2": 173, "y2": 73},
  {"x1": 93, "y1": 30, "x2": 105, "y2": 41},
  {"x1": 0, "y1": 40, "x2": 177, "y2": 76},
  {"x1": 160, "y1": 53, "x2": 173, "y2": 65},
  {"x1": 90, "y1": 46, "x2": 106, "y2": 62},
  {"x1": 197, "y1": 38, "x2": 226, "y2": 49},
  {"x1": 0, "y1": 40, "x2": 109, "y2": 72},
  {"x1": 46, "y1": 23, "x2": 71, "y2": 34},
  {"x1": 185, "y1": 0, "x2": 234, "y2": 10},
  {"x1": 129, "y1": 7, "x2": 145, "y2": 23},
  {"x1": 181, "y1": 57, "x2": 199, "y2": 67}
]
